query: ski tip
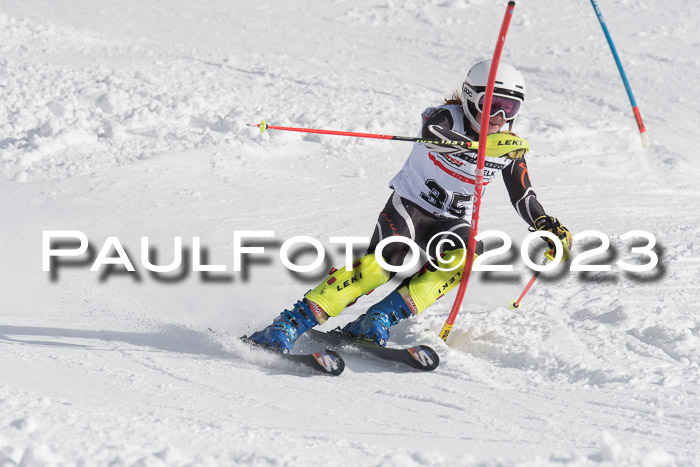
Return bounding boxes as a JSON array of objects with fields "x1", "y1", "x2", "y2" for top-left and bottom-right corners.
[
  {"x1": 241, "y1": 334, "x2": 343, "y2": 375},
  {"x1": 311, "y1": 349, "x2": 345, "y2": 376},
  {"x1": 407, "y1": 345, "x2": 440, "y2": 371}
]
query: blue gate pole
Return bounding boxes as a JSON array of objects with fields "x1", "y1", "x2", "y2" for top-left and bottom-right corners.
[{"x1": 589, "y1": 0, "x2": 650, "y2": 148}]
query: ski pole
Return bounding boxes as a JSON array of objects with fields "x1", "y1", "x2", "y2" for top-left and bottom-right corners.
[
  {"x1": 589, "y1": 0, "x2": 650, "y2": 148},
  {"x1": 247, "y1": 119, "x2": 475, "y2": 150},
  {"x1": 439, "y1": 0, "x2": 517, "y2": 342},
  {"x1": 509, "y1": 254, "x2": 551, "y2": 310}
]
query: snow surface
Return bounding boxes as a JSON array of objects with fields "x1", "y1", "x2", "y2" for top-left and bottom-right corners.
[{"x1": 1, "y1": 0, "x2": 699, "y2": 465}]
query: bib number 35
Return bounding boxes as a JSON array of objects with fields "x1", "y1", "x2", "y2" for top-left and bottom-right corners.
[{"x1": 420, "y1": 179, "x2": 472, "y2": 218}]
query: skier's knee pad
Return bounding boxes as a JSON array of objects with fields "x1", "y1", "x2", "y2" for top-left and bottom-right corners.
[
  {"x1": 305, "y1": 253, "x2": 390, "y2": 317},
  {"x1": 407, "y1": 248, "x2": 477, "y2": 314}
]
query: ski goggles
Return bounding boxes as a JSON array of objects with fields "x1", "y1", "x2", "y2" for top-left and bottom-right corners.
[{"x1": 476, "y1": 93, "x2": 523, "y2": 120}]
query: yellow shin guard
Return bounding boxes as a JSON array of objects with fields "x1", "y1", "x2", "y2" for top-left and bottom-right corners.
[
  {"x1": 407, "y1": 249, "x2": 476, "y2": 314},
  {"x1": 304, "y1": 253, "x2": 390, "y2": 318}
]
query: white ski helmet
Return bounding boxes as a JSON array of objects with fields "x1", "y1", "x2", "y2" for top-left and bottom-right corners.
[{"x1": 461, "y1": 60, "x2": 525, "y2": 131}]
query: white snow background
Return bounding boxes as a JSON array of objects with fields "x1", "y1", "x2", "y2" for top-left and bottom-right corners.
[{"x1": 1, "y1": 0, "x2": 699, "y2": 465}]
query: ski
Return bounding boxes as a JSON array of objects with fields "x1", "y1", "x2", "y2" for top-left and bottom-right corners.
[
  {"x1": 281, "y1": 348, "x2": 346, "y2": 376},
  {"x1": 239, "y1": 335, "x2": 345, "y2": 376},
  {"x1": 210, "y1": 328, "x2": 345, "y2": 376},
  {"x1": 307, "y1": 328, "x2": 440, "y2": 371}
]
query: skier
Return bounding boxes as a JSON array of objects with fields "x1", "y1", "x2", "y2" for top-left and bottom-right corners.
[{"x1": 248, "y1": 60, "x2": 572, "y2": 353}]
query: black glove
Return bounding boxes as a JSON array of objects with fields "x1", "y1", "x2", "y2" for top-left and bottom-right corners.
[{"x1": 534, "y1": 215, "x2": 572, "y2": 261}]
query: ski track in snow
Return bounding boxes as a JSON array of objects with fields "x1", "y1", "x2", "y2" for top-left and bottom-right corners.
[{"x1": 1, "y1": 0, "x2": 699, "y2": 465}]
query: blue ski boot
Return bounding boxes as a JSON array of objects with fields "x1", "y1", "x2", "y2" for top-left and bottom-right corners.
[
  {"x1": 341, "y1": 286, "x2": 417, "y2": 346},
  {"x1": 248, "y1": 299, "x2": 321, "y2": 354}
]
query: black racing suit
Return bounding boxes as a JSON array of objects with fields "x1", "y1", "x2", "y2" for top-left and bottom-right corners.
[{"x1": 368, "y1": 106, "x2": 545, "y2": 268}]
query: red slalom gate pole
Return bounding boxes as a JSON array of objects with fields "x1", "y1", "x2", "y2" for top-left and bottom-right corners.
[{"x1": 439, "y1": 1, "x2": 517, "y2": 342}]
